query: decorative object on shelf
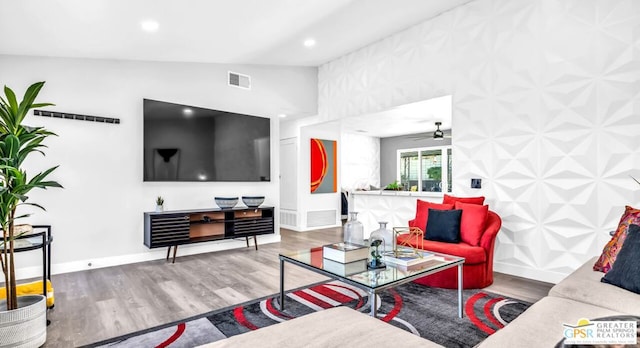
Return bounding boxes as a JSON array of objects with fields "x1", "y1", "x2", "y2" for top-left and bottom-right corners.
[
  {"x1": 367, "y1": 225, "x2": 386, "y2": 269},
  {"x1": 343, "y1": 212, "x2": 364, "y2": 246},
  {"x1": 13, "y1": 224, "x2": 34, "y2": 236},
  {"x1": 372, "y1": 221, "x2": 393, "y2": 253},
  {"x1": 242, "y1": 196, "x2": 264, "y2": 208},
  {"x1": 214, "y1": 197, "x2": 238, "y2": 209},
  {"x1": 155, "y1": 196, "x2": 164, "y2": 212},
  {"x1": 393, "y1": 226, "x2": 425, "y2": 252},
  {"x1": 33, "y1": 109, "x2": 120, "y2": 124},
  {"x1": 310, "y1": 138, "x2": 337, "y2": 194},
  {"x1": 322, "y1": 242, "x2": 368, "y2": 263},
  {"x1": 0, "y1": 82, "x2": 62, "y2": 347}
]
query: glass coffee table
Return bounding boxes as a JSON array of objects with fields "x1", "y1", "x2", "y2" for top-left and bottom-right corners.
[{"x1": 279, "y1": 247, "x2": 465, "y2": 318}]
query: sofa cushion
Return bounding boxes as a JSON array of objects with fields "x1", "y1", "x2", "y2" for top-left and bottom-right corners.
[
  {"x1": 198, "y1": 306, "x2": 444, "y2": 348},
  {"x1": 442, "y1": 194, "x2": 485, "y2": 205},
  {"x1": 397, "y1": 234, "x2": 486, "y2": 264},
  {"x1": 477, "y1": 296, "x2": 625, "y2": 348},
  {"x1": 593, "y1": 205, "x2": 640, "y2": 273},
  {"x1": 454, "y1": 201, "x2": 488, "y2": 246},
  {"x1": 412, "y1": 200, "x2": 454, "y2": 232},
  {"x1": 549, "y1": 256, "x2": 640, "y2": 314},
  {"x1": 602, "y1": 224, "x2": 640, "y2": 294},
  {"x1": 425, "y1": 209, "x2": 462, "y2": 243}
]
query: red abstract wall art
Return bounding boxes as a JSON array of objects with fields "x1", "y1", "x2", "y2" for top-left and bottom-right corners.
[{"x1": 310, "y1": 138, "x2": 337, "y2": 194}]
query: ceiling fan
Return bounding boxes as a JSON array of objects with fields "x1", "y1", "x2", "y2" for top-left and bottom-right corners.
[
  {"x1": 433, "y1": 121, "x2": 445, "y2": 139},
  {"x1": 407, "y1": 121, "x2": 451, "y2": 140}
]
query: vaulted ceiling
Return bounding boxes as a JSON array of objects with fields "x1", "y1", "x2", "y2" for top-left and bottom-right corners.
[{"x1": 0, "y1": 0, "x2": 472, "y2": 66}]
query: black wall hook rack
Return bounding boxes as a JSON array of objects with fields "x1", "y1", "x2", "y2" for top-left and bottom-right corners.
[{"x1": 34, "y1": 110, "x2": 120, "y2": 124}]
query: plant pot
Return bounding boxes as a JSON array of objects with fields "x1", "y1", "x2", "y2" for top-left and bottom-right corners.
[
  {"x1": 156, "y1": 205, "x2": 164, "y2": 212},
  {"x1": 0, "y1": 294, "x2": 47, "y2": 348}
]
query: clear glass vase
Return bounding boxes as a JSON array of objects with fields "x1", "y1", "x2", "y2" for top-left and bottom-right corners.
[
  {"x1": 343, "y1": 212, "x2": 364, "y2": 246},
  {"x1": 372, "y1": 221, "x2": 393, "y2": 253},
  {"x1": 368, "y1": 222, "x2": 387, "y2": 269}
]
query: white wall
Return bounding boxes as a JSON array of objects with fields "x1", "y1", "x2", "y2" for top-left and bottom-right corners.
[
  {"x1": 318, "y1": 0, "x2": 640, "y2": 283},
  {"x1": 340, "y1": 132, "x2": 380, "y2": 191},
  {"x1": 0, "y1": 54, "x2": 317, "y2": 277}
]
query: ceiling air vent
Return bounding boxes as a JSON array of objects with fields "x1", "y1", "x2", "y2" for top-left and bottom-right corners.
[{"x1": 228, "y1": 71, "x2": 251, "y2": 90}]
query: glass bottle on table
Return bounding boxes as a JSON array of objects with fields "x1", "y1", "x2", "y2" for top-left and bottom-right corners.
[
  {"x1": 368, "y1": 224, "x2": 386, "y2": 269},
  {"x1": 343, "y1": 212, "x2": 364, "y2": 246},
  {"x1": 372, "y1": 221, "x2": 393, "y2": 253}
]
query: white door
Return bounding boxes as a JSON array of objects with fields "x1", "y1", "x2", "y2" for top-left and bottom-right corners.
[{"x1": 279, "y1": 138, "x2": 297, "y2": 211}]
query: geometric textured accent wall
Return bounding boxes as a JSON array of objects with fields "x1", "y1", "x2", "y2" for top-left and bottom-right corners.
[
  {"x1": 340, "y1": 133, "x2": 380, "y2": 191},
  {"x1": 319, "y1": 0, "x2": 640, "y2": 283}
]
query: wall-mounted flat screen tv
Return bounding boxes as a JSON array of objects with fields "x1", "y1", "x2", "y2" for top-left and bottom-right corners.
[{"x1": 143, "y1": 99, "x2": 270, "y2": 182}]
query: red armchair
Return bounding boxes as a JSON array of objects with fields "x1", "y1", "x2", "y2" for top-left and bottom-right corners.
[{"x1": 399, "y1": 209, "x2": 501, "y2": 289}]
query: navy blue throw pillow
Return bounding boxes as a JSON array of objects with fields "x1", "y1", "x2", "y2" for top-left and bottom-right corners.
[
  {"x1": 602, "y1": 224, "x2": 640, "y2": 294},
  {"x1": 425, "y1": 208, "x2": 462, "y2": 243}
]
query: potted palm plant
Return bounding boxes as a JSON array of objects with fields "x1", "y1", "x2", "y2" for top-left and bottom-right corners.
[{"x1": 0, "y1": 81, "x2": 61, "y2": 347}]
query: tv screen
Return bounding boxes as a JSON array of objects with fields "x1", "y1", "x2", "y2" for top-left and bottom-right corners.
[{"x1": 143, "y1": 99, "x2": 270, "y2": 182}]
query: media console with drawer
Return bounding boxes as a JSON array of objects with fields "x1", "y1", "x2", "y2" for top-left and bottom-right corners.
[{"x1": 143, "y1": 206, "x2": 274, "y2": 263}]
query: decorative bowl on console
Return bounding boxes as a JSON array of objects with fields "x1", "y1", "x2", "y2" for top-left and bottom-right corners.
[
  {"x1": 242, "y1": 196, "x2": 265, "y2": 208},
  {"x1": 214, "y1": 197, "x2": 238, "y2": 209}
]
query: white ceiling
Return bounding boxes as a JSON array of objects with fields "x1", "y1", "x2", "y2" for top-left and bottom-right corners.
[{"x1": 0, "y1": 0, "x2": 472, "y2": 66}]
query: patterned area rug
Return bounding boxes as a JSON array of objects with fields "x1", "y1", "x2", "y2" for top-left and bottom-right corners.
[{"x1": 85, "y1": 281, "x2": 531, "y2": 348}]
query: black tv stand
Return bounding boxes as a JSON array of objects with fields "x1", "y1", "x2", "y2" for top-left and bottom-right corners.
[{"x1": 143, "y1": 206, "x2": 274, "y2": 263}]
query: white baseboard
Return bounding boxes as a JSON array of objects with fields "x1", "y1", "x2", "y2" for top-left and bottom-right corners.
[
  {"x1": 280, "y1": 223, "x2": 300, "y2": 230},
  {"x1": 15, "y1": 234, "x2": 281, "y2": 280},
  {"x1": 493, "y1": 261, "x2": 566, "y2": 284}
]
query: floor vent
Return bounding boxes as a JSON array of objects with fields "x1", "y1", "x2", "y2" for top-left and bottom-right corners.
[
  {"x1": 228, "y1": 71, "x2": 251, "y2": 90},
  {"x1": 280, "y1": 211, "x2": 297, "y2": 227},
  {"x1": 307, "y1": 210, "x2": 336, "y2": 228}
]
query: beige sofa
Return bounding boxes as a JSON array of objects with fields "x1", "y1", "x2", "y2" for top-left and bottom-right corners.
[
  {"x1": 198, "y1": 306, "x2": 443, "y2": 348},
  {"x1": 478, "y1": 256, "x2": 640, "y2": 347},
  {"x1": 199, "y1": 257, "x2": 638, "y2": 348}
]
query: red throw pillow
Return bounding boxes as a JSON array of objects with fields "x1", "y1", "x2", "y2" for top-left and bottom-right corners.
[
  {"x1": 593, "y1": 205, "x2": 640, "y2": 273},
  {"x1": 442, "y1": 194, "x2": 485, "y2": 205},
  {"x1": 412, "y1": 200, "x2": 454, "y2": 232},
  {"x1": 455, "y1": 201, "x2": 489, "y2": 246}
]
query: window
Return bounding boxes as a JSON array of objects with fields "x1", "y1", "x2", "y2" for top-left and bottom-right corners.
[{"x1": 398, "y1": 146, "x2": 452, "y2": 192}]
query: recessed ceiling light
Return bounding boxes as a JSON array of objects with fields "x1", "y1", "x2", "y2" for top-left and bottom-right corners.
[
  {"x1": 278, "y1": 114, "x2": 287, "y2": 118},
  {"x1": 183, "y1": 108, "x2": 193, "y2": 117},
  {"x1": 141, "y1": 20, "x2": 159, "y2": 32},
  {"x1": 303, "y1": 38, "x2": 316, "y2": 48}
]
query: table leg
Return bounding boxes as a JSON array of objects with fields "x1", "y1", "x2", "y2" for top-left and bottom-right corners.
[
  {"x1": 370, "y1": 290, "x2": 377, "y2": 317},
  {"x1": 253, "y1": 235, "x2": 258, "y2": 250},
  {"x1": 172, "y1": 245, "x2": 178, "y2": 263},
  {"x1": 458, "y1": 263, "x2": 463, "y2": 318},
  {"x1": 279, "y1": 258, "x2": 285, "y2": 310}
]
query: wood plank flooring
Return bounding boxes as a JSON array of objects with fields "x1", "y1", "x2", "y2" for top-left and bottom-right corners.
[{"x1": 42, "y1": 227, "x2": 552, "y2": 347}]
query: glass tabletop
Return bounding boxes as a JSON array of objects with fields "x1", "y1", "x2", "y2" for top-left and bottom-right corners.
[
  {"x1": 280, "y1": 246, "x2": 465, "y2": 290},
  {"x1": 0, "y1": 230, "x2": 51, "y2": 252}
]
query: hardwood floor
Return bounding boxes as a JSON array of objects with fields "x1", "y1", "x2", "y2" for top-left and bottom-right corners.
[{"x1": 43, "y1": 227, "x2": 552, "y2": 347}]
